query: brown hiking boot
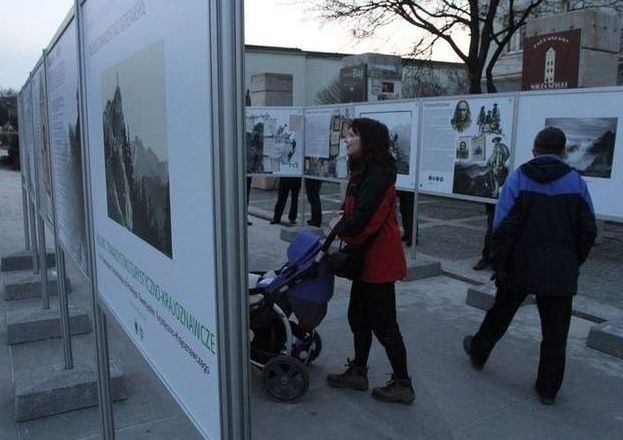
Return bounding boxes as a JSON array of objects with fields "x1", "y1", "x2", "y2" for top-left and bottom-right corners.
[
  {"x1": 327, "y1": 359, "x2": 368, "y2": 391},
  {"x1": 372, "y1": 375, "x2": 415, "y2": 404}
]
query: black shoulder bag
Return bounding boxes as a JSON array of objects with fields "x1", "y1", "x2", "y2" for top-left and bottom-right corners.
[{"x1": 328, "y1": 209, "x2": 391, "y2": 281}]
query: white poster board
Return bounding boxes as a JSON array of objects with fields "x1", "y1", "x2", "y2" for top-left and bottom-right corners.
[
  {"x1": 82, "y1": 1, "x2": 220, "y2": 437},
  {"x1": 418, "y1": 95, "x2": 515, "y2": 202},
  {"x1": 246, "y1": 107, "x2": 304, "y2": 176},
  {"x1": 357, "y1": 101, "x2": 419, "y2": 190},
  {"x1": 31, "y1": 62, "x2": 54, "y2": 224},
  {"x1": 46, "y1": 19, "x2": 89, "y2": 275},
  {"x1": 304, "y1": 105, "x2": 356, "y2": 180},
  {"x1": 19, "y1": 85, "x2": 34, "y2": 196},
  {"x1": 514, "y1": 89, "x2": 623, "y2": 220}
]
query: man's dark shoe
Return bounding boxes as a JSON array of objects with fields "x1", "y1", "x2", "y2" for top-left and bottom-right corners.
[
  {"x1": 473, "y1": 258, "x2": 490, "y2": 271},
  {"x1": 371, "y1": 375, "x2": 415, "y2": 404},
  {"x1": 463, "y1": 336, "x2": 485, "y2": 370},
  {"x1": 535, "y1": 385, "x2": 556, "y2": 406},
  {"x1": 306, "y1": 220, "x2": 321, "y2": 227},
  {"x1": 289, "y1": 219, "x2": 297, "y2": 225},
  {"x1": 270, "y1": 220, "x2": 281, "y2": 225},
  {"x1": 327, "y1": 360, "x2": 368, "y2": 391}
]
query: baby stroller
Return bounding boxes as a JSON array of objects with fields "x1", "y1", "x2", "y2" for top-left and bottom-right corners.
[{"x1": 249, "y1": 229, "x2": 336, "y2": 402}]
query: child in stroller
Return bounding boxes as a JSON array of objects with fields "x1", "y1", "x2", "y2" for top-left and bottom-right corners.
[{"x1": 249, "y1": 229, "x2": 335, "y2": 402}]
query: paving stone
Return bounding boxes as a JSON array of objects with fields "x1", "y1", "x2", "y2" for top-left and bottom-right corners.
[
  {"x1": 1, "y1": 251, "x2": 55, "y2": 273},
  {"x1": 1, "y1": 270, "x2": 70, "y2": 301},
  {"x1": 405, "y1": 257, "x2": 442, "y2": 281},
  {"x1": 587, "y1": 318, "x2": 623, "y2": 360},
  {"x1": 6, "y1": 303, "x2": 92, "y2": 345},
  {"x1": 466, "y1": 283, "x2": 535, "y2": 311},
  {"x1": 14, "y1": 359, "x2": 127, "y2": 422}
]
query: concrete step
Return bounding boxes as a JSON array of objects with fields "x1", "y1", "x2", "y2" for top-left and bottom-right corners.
[
  {"x1": 1, "y1": 269, "x2": 70, "y2": 301},
  {"x1": 587, "y1": 319, "x2": 623, "y2": 360},
  {"x1": 14, "y1": 359, "x2": 127, "y2": 422},
  {"x1": 6, "y1": 302, "x2": 92, "y2": 345},
  {"x1": 465, "y1": 283, "x2": 535, "y2": 311},
  {"x1": 1, "y1": 250, "x2": 55, "y2": 273}
]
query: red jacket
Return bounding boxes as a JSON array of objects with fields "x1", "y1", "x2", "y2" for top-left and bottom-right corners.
[{"x1": 337, "y1": 165, "x2": 407, "y2": 283}]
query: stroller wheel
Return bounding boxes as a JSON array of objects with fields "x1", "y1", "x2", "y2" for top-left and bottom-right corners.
[
  {"x1": 307, "y1": 332, "x2": 323, "y2": 364},
  {"x1": 262, "y1": 356, "x2": 310, "y2": 402}
]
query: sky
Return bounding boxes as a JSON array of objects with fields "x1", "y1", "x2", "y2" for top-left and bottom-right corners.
[{"x1": 0, "y1": 0, "x2": 464, "y2": 90}]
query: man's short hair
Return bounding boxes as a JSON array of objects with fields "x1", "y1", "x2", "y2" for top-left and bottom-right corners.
[{"x1": 534, "y1": 127, "x2": 566, "y2": 153}]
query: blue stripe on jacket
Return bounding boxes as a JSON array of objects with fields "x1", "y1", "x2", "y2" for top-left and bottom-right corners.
[{"x1": 493, "y1": 156, "x2": 595, "y2": 231}]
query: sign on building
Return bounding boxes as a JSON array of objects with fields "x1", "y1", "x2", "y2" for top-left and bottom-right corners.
[{"x1": 522, "y1": 29, "x2": 581, "y2": 91}]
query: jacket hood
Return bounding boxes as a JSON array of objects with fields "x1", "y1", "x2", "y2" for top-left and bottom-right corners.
[{"x1": 521, "y1": 155, "x2": 571, "y2": 183}]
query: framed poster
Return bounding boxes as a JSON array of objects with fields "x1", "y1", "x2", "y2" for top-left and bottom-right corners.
[
  {"x1": 418, "y1": 95, "x2": 515, "y2": 202},
  {"x1": 304, "y1": 105, "x2": 355, "y2": 180},
  {"x1": 246, "y1": 107, "x2": 304, "y2": 176},
  {"x1": 31, "y1": 62, "x2": 54, "y2": 224},
  {"x1": 46, "y1": 18, "x2": 89, "y2": 275},
  {"x1": 514, "y1": 88, "x2": 623, "y2": 220},
  {"x1": 82, "y1": 0, "x2": 221, "y2": 437},
  {"x1": 357, "y1": 101, "x2": 419, "y2": 190}
]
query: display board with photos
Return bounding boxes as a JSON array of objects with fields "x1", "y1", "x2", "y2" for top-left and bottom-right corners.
[
  {"x1": 45, "y1": 18, "x2": 89, "y2": 275},
  {"x1": 246, "y1": 107, "x2": 304, "y2": 176},
  {"x1": 81, "y1": 0, "x2": 221, "y2": 437},
  {"x1": 19, "y1": 85, "x2": 34, "y2": 196},
  {"x1": 418, "y1": 95, "x2": 515, "y2": 202},
  {"x1": 356, "y1": 101, "x2": 419, "y2": 190},
  {"x1": 514, "y1": 89, "x2": 623, "y2": 220},
  {"x1": 31, "y1": 61, "x2": 55, "y2": 224},
  {"x1": 303, "y1": 105, "x2": 356, "y2": 180}
]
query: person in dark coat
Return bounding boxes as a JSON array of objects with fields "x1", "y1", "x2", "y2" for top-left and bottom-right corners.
[
  {"x1": 305, "y1": 178, "x2": 323, "y2": 227},
  {"x1": 270, "y1": 177, "x2": 301, "y2": 225},
  {"x1": 463, "y1": 127, "x2": 597, "y2": 405},
  {"x1": 326, "y1": 118, "x2": 413, "y2": 404}
]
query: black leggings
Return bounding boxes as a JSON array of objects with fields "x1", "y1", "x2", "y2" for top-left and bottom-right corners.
[{"x1": 348, "y1": 281, "x2": 409, "y2": 379}]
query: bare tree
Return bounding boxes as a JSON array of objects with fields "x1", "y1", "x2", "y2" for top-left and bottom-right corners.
[
  {"x1": 402, "y1": 60, "x2": 468, "y2": 97},
  {"x1": 312, "y1": 0, "x2": 622, "y2": 94},
  {"x1": 315, "y1": 75, "x2": 344, "y2": 104}
]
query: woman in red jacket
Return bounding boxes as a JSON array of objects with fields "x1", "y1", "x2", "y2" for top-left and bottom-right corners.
[{"x1": 327, "y1": 118, "x2": 414, "y2": 404}]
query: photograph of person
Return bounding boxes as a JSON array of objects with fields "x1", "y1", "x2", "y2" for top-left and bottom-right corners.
[{"x1": 451, "y1": 100, "x2": 471, "y2": 133}]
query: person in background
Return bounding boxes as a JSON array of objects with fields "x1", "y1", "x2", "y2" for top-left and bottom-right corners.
[
  {"x1": 271, "y1": 177, "x2": 302, "y2": 225},
  {"x1": 327, "y1": 118, "x2": 414, "y2": 404},
  {"x1": 397, "y1": 190, "x2": 414, "y2": 247},
  {"x1": 246, "y1": 176, "x2": 253, "y2": 226},
  {"x1": 305, "y1": 179, "x2": 323, "y2": 227},
  {"x1": 473, "y1": 203, "x2": 495, "y2": 270},
  {"x1": 463, "y1": 127, "x2": 597, "y2": 405}
]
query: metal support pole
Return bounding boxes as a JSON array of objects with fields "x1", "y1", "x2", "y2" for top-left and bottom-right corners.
[
  {"x1": 300, "y1": 175, "x2": 307, "y2": 227},
  {"x1": 211, "y1": 1, "x2": 251, "y2": 438},
  {"x1": 409, "y1": 101, "x2": 425, "y2": 261},
  {"x1": 37, "y1": 215, "x2": 50, "y2": 309},
  {"x1": 22, "y1": 185, "x2": 31, "y2": 251},
  {"x1": 74, "y1": 1, "x2": 116, "y2": 438},
  {"x1": 57, "y1": 249, "x2": 73, "y2": 369},
  {"x1": 42, "y1": 48, "x2": 74, "y2": 370},
  {"x1": 29, "y1": 197, "x2": 39, "y2": 274}
]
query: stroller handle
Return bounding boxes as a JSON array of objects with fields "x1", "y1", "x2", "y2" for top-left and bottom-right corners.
[{"x1": 318, "y1": 227, "x2": 338, "y2": 254}]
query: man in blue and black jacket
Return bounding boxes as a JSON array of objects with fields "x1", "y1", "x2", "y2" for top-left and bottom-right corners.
[{"x1": 463, "y1": 127, "x2": 597, "y2": 405}]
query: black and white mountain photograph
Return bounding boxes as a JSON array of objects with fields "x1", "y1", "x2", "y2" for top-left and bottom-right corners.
[
  {"x1": 362, "y1": 110, "x2": 412, "y2": 175},
  {"x1": 545, "y1": 117, "x2": 617, "y2": 179},
  {"x1": 101, "y1": 41, "x2": 172, "y2": 258}
]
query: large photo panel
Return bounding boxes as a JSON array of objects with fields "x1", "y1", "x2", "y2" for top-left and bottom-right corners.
[
  {"x1": 514, "y1": 89, "x2": 623, "y2": 220},
  {"x1": 246, "y1": 107, "x2": 304, "y2": 176},
  {"x1": 357, "y1": 101, "x2": 419, "y2": 190},
  {"x1": 304, "y1": 105, "x2": 356, "y2": 180},
  {"x1": 82, "y1": 0, "x2": 220, "y2": 437},
  {"x1": 31, "y1": 62, "x2": 55, "y2": 223},
  {"x1": 418, "y1": 95, "x2": 515, "y2": 201},
  {"x1": 46, "y1": 19, "x2": 88, "y2": 275}
]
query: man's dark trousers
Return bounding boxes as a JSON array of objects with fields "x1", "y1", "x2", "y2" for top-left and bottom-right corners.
[
  {"x1": 305, "y1": 178, "x2": 322, "y2": 226},
  {"x1": 273, "y1": 177, "x2": 301, "y2": 223},
  {"x1": 471, "y1": 287, "x2": 573, "y2": 398}
]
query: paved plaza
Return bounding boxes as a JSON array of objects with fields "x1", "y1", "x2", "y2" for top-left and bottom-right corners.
[{"x1": 1, "y1": 163, "x2": 623, "y2": 439}]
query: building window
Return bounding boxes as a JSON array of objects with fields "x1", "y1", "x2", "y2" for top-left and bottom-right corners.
[{"x1": 507, "y1": 24, "x2": 526, "y2": 53}]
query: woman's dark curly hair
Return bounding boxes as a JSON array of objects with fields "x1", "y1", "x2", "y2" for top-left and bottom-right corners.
[{"x1": 349, "y1": 117, "x2": 396, "y2": 173}]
